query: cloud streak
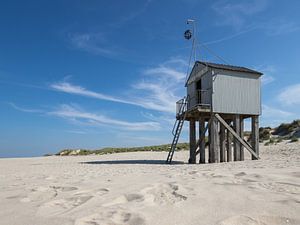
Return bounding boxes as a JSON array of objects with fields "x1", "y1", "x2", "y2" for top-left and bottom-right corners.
[
  {"x1": 49, "y1": 104, "x2": 160, "y2": 131},
  {"x1": 9, "y1": 102, "x2": 160, "y2": 131},
  {"x1": 51, "y1": 59, "x2": 186, "y2": 113},
  {"x1": 278, "y1": 83, "x2": 300, "y2": 105},
  {"x1": 212, "y1": 0, "x2": 268, "y2": 30},
  {"x1": 8, "y1": 102, "x2": 44, "y2": 113}
]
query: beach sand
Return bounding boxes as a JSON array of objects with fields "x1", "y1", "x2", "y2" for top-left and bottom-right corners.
[{"x1": 0, "y1": 141, "x2": 299, "y2": 225}]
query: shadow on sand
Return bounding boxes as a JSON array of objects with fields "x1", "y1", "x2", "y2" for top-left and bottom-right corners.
[{"x1": 81, "y1": 159, "x2": 185, "y2": 165}]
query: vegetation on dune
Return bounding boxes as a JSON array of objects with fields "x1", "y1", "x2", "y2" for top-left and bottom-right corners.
[
  {"x1": 272, "y1": 120, "x2": 300, "y2": 137},
  {"x1": 55, "y1": 143, "x2": 189, "y2": 156},
  {"x1": 261, "y1": 119, "x2": 300, "y2": 145},
  {"x1": 51, "y1": 119, "x2": 300, "y2": 156}
]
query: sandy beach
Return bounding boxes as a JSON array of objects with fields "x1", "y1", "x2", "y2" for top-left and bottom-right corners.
[{"x1": 0, "y1": 142, "x2": 299, "y2": 225}]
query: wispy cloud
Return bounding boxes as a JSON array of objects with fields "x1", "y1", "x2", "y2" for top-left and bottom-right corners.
[
  {"x1": 202, "y1": 26, "x2": 258, "y2": 45},
  {"x1": 68, "y1": 0, "x2": 152, "y2": 57},
  {"x1": 254, "y1": 65, "x2": 276, "y2": 85},
  {"x1": 51, "y1": 82, "x2": 137, "y2": 106},
  {"x1": 261, "y1": 104, "x2": 295, "y2": 127},
  {"x1": 278, "y1": 83, "x2": 300, "y2": 105},
  {"x1": 263, "y1": 19, "x2": 300, "y2": 36},
  {"x1": 9, "y1": 102, "x2": 160, "y2": 131},
  {"x1": 212, "y1": 0, "x2": 268, "y2": 30},
  {"x1": 8, "y1": 102, "x2": 44, "y2": 113},
  {"x1": 51, "y1": 59, "x2": 186, "y2": 113},
  {"x1": 110, "y1": 0, "x2": 152, "y2": 27},
  {"x1": 69, "y1": 32, "x2": 117, "y2": 56},
  {"x1": 262, "y1": 104, "x2": 293, "y2": 117},
  {"x1": 49, "y1": 104, "x2": 160, "y2": 131}
]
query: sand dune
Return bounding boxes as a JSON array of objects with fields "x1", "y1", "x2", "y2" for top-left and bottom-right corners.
[{"x1": 0, "y1": 141, "x2": 299, "y2": 225}]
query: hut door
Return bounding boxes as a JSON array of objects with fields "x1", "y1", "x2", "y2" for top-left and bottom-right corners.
[{"x1": 196, "y1": 79, "x2": 202, "y2": 104}]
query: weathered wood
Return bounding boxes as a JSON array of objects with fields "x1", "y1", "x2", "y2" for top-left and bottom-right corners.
[
  {"x1": 240, "y1": 118, "x2": 244, "y2": 161},
  {"x1": 220, "y1": 123, "x2": 226, "y2": 162},
  {"x1": 251, "y1": 115, "x2": 259, "y2": 160},
  {"x1": 195, "y1": 119, "x2": 210, "y2": 156},
  {"x1": 226, "y1": 126, "x2": 233, "y2": 162},
  {"x1": 209, "y1": 115, "x2": 219, "y2": 163},
  {"x1": 189, "y1": 119, "x2": 196, "y2": 164},
  {"x1": 199, "y1": 117, "x2": 206, "y2": 164},
  {"x1": 215, "y1": 114, "x2": 259, "y2": 159},
  {"x1": 233, "y1": 115, "x2": 241, "y2": 161}
]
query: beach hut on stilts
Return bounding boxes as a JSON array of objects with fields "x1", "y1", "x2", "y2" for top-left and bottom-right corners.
[{"x1": 166, "y1": 20, "x2": 263, "y2": 164}]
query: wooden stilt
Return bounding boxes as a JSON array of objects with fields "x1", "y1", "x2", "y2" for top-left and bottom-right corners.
[
  {"x1": 251, "y1": 115, "x2": 259, "y2": 160},
  {"x1": 209, "y1": 114, "x2": 219, "y2": 163},
  {"x1": 233, "y1": 115, "x2": 241, "y2": 161},
  {"x1": 199, "y1": 117, "x2": 205, "y2": 164},
  {"x1": 240, "y1": 118, "x2": 244, "y2": 161},
  {"x1": 226, "y1": 127, "x2": 232, "y2": 162},
  {"x1": 220, "y1": 123, "x2": 226, "y2": 162},
  {"x1": 215, "y1": 114, "x2": 259, "y2": 159},
  {"x1": 189, "y1": 119, "x2": 196, "y2": 164}
]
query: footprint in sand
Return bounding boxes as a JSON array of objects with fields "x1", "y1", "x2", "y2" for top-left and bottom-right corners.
[
  {"x1": 217, "y1": 215, "x2": 299, "y2": 225},
  {"x1": 104, "y1": 182, "x2": 187, "y2": 208},
  {"x1": 19, "y1": 186, "x2": 57, "y2": 203},
  {"x1": 257, "y1": 182, "x2": 300, "y2": 194},
  {"x1": 75, "y1": 208, "x2": 145, "y2": 225},
  {"x1": 37, "y1": 194, "x2": 93, "y2": 216},
  {"x1": 141, "y1": 182, "x2": 188, "y2": 205}
]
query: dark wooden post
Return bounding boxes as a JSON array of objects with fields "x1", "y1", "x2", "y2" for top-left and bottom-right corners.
[
  {"x1": 189, "y1": 119, "x2": 196, "y2": 164},
  {"x1": 208, "y1": 119, "x2": 212, "y2": 163},
  {"x1": 199, "y1": 117, "x2": 205, "y2": 164},
  {"x1": 251, "y1": 115, "x2": 259, "y2": 160},
  {"x1": 220, "y1": 123, "x2": 226, "y2": 162},
  {"x1": 226, "y1": 127, "x2": 232, "y2": 162},
  {"x1": 209, "y1": 114, "x2": 219, "y2": 163},
  {"x1": 225, "y1": 120, "x2": 232, "y2": 162},
  {"x1": 233, "y1": 115, "x2": 241, "y2": 161},
  {"x1": 240, "y1": 118, "x2": 244, "y2": 161}
]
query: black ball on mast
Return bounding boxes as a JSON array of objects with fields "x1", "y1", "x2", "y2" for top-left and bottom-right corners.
[{"x1": 184, "y1": 29, "x2": 192, "y2": 40}]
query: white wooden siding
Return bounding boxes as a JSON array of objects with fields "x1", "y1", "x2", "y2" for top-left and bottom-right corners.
[{"x1": 212, "y1": 72, "x2": 261, "y2": 115}]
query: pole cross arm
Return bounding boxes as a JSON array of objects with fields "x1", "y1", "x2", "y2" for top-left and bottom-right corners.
[{"x1": 215, "y1": 114, "x2": 259, "y2": 160}]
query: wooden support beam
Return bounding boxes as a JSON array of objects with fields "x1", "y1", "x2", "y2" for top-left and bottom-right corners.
[
  {"x1": 209, "y1": 114, "x2": 219, "y2": 163},
  {"x1": 199, "y1": 117, "x2": 206, "y2": 164},
  {"x1": 240, "y1": 118, "x2": 244, "y2": 161},
  {"x1": 233, "y1": 115, "x2": 241, "y2": 161},
  {"x1": 196, "y1": 119, "x2": 210, "y2": 156},
  {"x1": 189, "y1": 119, "x2": 196, "y2": 164},
  {"x1": 215, "y1": 114, "x2": 259, "y2": 159},
  {"x1": 226, "y1": 126, "x2": 233, "y2": 162},
  {"x1": 220, "y1": 123, "x2": 226, "y2": 162},
  {"x1": 251, "y1": 115, "x2": 259, "y2": 160}
]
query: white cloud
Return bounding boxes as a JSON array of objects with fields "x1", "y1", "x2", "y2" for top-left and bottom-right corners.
[
  {"x1": 51, "y1": 82, "x2": 137, "y2": 106},
  {"x1": 261, "y1": 75, "x2": 275, "y2": 85},
  {"x1": 262, "y1": 104, "x2": 293, "y2": 117},
  {"x1": 261, "y1": 104, "x2": 295, "y2": 127},
  {"x1": 212, "y1": 0, "x2": 268, "y2": 29},
  {"x1": 8, "y1": 102, "x2": 44, "y2": 113},
  {"x1": 278, "y1": 83, "x2": 300, "y2": 105},
  {"x1": 51, "y1": 59, "x2": 186, "y2": 113},
  {"x1": 263, "y1": 20, "x2": 300, "y2": 36},
  {"x1": 254, "y1": 65, "x2": 276, "y2": 85},
  {"x1": 70, "y1": 33, "x2": 117, "y2": 56},
  {"x1": 49, "y1": 104, "x2": 161, "y2": 131}
]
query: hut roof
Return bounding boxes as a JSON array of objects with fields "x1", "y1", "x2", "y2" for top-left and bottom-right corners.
[
  {"x1": 185, "y1": 61, "x2": 263, "y2": 86},
  {"x1": 197, "y1": 61, "x2": 263, "y2": 75}
]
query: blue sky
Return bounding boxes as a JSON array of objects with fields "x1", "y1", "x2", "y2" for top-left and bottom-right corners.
[{"x1": 0, "y1": 0, "x2": 300, "y2": 157}]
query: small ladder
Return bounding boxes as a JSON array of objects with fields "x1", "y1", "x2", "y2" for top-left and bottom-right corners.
[{"x1": 166, "y1": 97, "x2": 188, "y2": 164}]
